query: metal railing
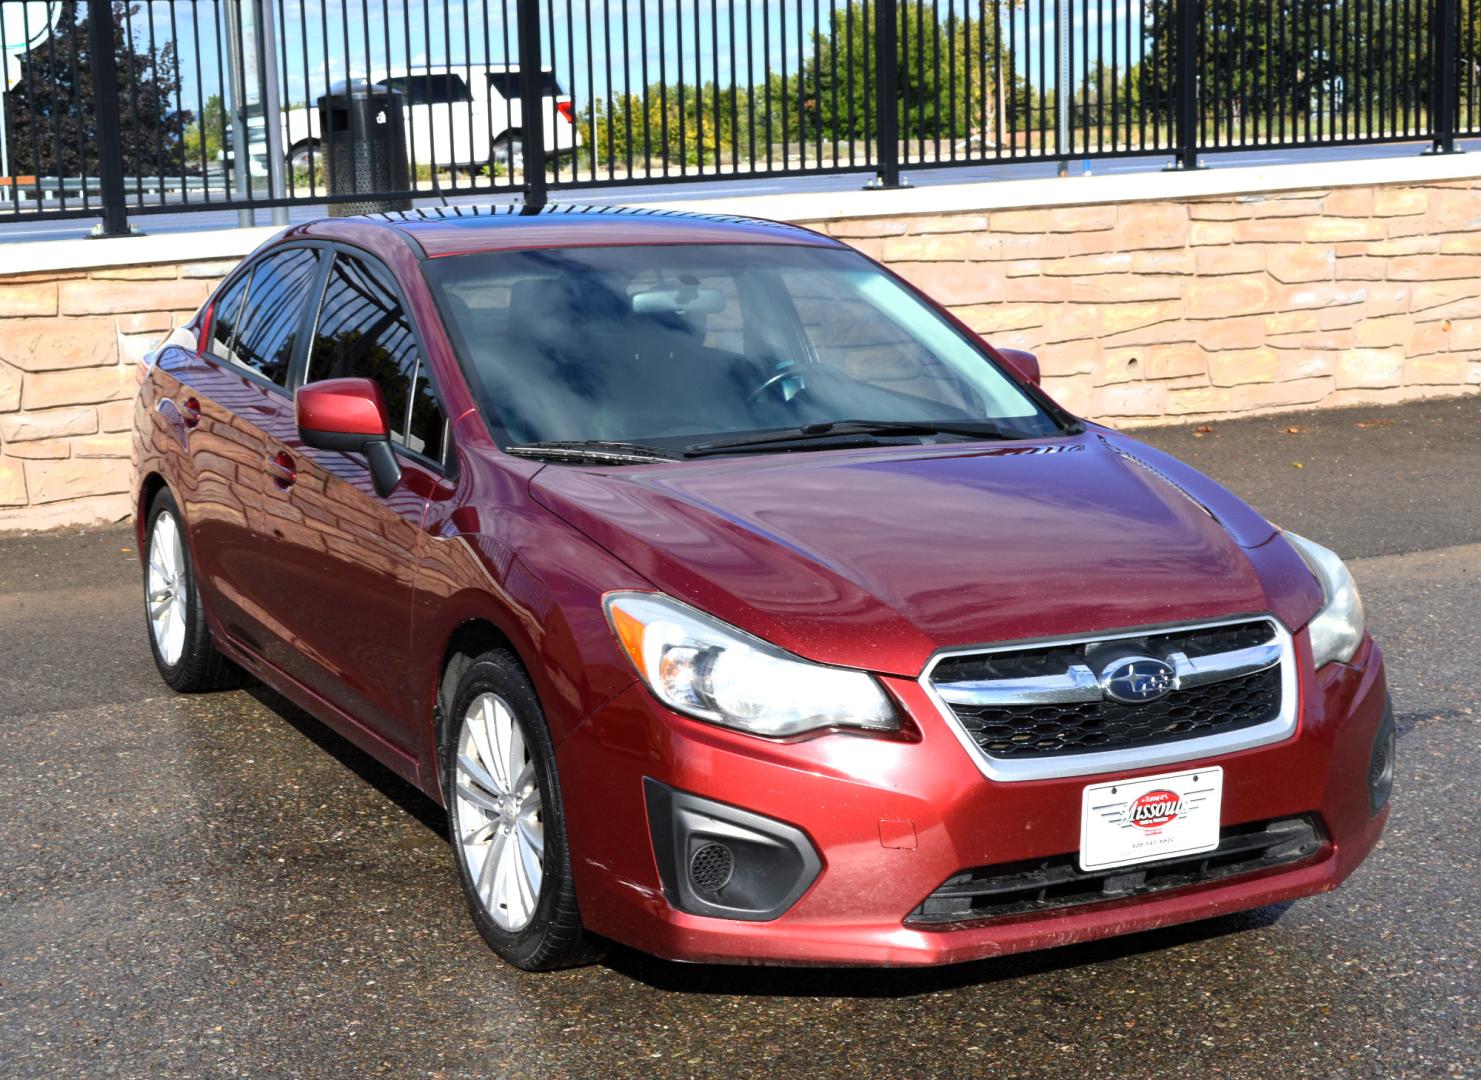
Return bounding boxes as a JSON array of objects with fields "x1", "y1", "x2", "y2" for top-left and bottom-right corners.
[{"x1": 0, "y1": 0, "x2": 1471, "y2": 235}]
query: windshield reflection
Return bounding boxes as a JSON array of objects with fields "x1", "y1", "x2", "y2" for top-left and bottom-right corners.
[{"x1": 425, "y1": 244, "x2": 1059, "y2": 450}]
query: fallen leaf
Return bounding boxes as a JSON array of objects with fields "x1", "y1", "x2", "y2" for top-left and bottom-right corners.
[
  {"x1": 1292, "y1": 462, "x2": 1304, "y2": 468},
  {"x1": 1192, "y1": 424, "x2": 1213, "y2": 438}
]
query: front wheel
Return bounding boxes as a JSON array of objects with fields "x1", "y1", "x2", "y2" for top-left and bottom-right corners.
[{"x1": 443, "y1": 650, "x2": 600, "y2": 970}]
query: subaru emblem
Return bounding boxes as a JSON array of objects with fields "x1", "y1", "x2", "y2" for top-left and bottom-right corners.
[{"x1": 1099, "y1": 656, "x2": 1178, "y2": 704}]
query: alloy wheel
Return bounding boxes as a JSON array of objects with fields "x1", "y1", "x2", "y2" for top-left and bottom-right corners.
[
  {"x1": 146, "y1": 511, "x2": 189, "y2": 667},
  {"x1": 454, "y1": 692, "x2": 545, "y2": 931}
]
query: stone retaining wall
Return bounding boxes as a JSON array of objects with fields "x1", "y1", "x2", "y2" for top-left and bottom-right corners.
[
  {"x1": 0, "y1": 261, "x2": 235, "y2": 531},
  {"x1": 803, "y1": 178, "x2": 1480, "y2": 423},
  {"x1": 1, "y1": 172, "x2": 1478, "y2": 531}
]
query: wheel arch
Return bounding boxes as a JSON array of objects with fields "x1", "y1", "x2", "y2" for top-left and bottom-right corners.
[
  {"x1": 435, "y1": 616, "x2": 532, "y2": 758},
  {"x1": 135, "y1": 471, "x2": 169, "y2": 552}
]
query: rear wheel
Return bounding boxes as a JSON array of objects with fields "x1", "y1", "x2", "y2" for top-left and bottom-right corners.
[
  {"x1": 491, "y1": 132, "x2": 523, "y2": 170},
  {"x1": 287, "y1": 139, "x2": 320, "y2": 176},
  {"x1": 143, "y1": 489, "x2": 240, "y2": 692},
  {"x1": 443, "y1": 650, "x2": 600, "y2": 970}
]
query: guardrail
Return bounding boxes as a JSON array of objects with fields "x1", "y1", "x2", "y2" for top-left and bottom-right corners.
[{"x1": 0, "y1": 0, "x2": 1474, "y2": 235}]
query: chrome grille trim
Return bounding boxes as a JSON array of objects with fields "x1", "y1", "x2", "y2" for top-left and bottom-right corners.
[
  {"x1": 933, "y1": 638, "x2": 1283, "y2": 706},
  {"x1": 919, "y1": 615, "x2": 1298, "y2": 783},
  {"x1": 935, "y1": 665, "x2": 1101, "y2": 706},
  {"x1": 1169, "y1": 641, "x2": 1282, "y2": 689}
]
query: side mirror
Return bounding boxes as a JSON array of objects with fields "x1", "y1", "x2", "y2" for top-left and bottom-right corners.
[
  {"x1": 997, "y1": 347, "x2": 1041, "y2": 387},
  {"x1": 296, "y1": 377, "x2": 402, "y2": 498}
]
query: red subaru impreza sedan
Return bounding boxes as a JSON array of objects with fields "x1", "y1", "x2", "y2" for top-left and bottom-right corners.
[{"x1": 133, "y1": 207, "x2": 1392, "y2": 970}]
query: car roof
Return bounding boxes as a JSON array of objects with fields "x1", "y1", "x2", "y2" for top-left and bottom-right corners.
[{"x1": 301, "y1": 204, "x2": 843, "y2": 259}]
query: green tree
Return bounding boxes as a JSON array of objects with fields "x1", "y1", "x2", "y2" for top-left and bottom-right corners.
[
  {"x1": 580, "y1": 81, "x2": 757, "y2": 169},
  {"x1": 580, "y1": 1, "x2": 1018, "y2": 168},
  {"x1": 3, "y1": 1, "x2": 192, "y2": 178},
  {"x1": 183, "y1": 93, "x2": 224, "y2": 166},
  {"x1": 797, "y1": 0, "x2": 1007, "y2": 143},
  {"x1": 1135, "y1": 0, "x2": 1475, "y2": 138}
]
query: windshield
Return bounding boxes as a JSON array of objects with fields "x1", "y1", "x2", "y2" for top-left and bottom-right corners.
[{"x1": 424, "y1": 243, "x2": 1065, "y2": 452}]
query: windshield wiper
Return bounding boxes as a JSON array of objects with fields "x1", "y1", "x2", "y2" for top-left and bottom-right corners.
[
  {"x1": 684, "y1": 419, "x2": 1018, "y2": 456},
  {"x1": 503, "y1": 440, "x2": 686, "y2": 465}
]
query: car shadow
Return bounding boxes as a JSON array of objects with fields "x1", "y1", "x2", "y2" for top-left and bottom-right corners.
[
  {"x1": 244, "y1": 683, "x2": 448, "y2": 840},
  {"x1": 241, "y1": 682, "x2": 1297, "y2": 999}
]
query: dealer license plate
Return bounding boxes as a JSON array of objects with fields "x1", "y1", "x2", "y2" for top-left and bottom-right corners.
[{"x1": 1078, "y1": 767, "x2": 1223, "y2": 872}]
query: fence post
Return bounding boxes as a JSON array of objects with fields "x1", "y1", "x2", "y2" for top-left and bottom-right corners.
[
  {"x1": 255, "y1": 0, "x2": 289, "y2": 224},
  {"x1": 515, "y1": 0, "x2": 547, "y2": 211},
  {"x1": 1429, "y1": 0, "x2": 1460, "y2": 155},
  {"x1": 85, "y1": 0, "x2": 131, "y2": 236},
  {"x1": 865, "y1": 0, "x2": 907, "y2": 189},
  {"x1": 1166, "y1": 0, "x2": 1201, "y2": 171}
]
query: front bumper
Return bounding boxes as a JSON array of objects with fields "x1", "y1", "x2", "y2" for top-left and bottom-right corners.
[{"x1": 557, "y1": 633, "x2": 1389, "y2": 967}]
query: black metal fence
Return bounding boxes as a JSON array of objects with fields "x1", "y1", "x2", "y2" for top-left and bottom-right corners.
[{"x1": 0, "y1": 0, "x2": 1474, "y2": 234}]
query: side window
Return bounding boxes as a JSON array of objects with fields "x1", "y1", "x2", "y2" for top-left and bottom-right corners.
[
  {"x1": 229, "y1": 247, "x2": 322, "y2": 386},
  {"x1": 207, "y1": 271, "x2": 251, "y2": 365},
  {"x1": 487, "y1": 71, "x2": 562, "y2": 98},
  {"x1": 395, "y1": 73, "x2": 470, "y2": 104},
  {"x1": 442, "y1": 75, "x2": 472, "y2": 103},
  {"x1": 307, "y1": 253, "x2": 446, "y2": 462}
]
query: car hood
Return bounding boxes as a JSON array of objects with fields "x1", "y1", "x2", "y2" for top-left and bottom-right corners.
[{"x1": 529, "y1": 430, "x2": 1322, "y2": 676}]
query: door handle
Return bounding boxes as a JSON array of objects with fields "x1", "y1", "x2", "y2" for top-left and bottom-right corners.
[
  {"x1": 179, "y1": 397, "x2": 201, "y2": 429},
  {"x1": 265, "y1": 450, "x2": 297, "y2": 489}
]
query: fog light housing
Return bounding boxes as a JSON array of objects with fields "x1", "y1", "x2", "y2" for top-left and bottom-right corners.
[
  {"x1": 1368, "y1": 698, "x2": 1396, "y2": 815},
  {"x1": 689, "y1": 842, "x2": 735, "y2": 895},
  {"x1": 644, "y1": 779, "x2": 822, "y2": 921}
]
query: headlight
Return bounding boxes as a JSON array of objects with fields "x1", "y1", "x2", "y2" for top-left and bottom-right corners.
[
  {"x1": 603, "y1": 592, "x2": 899, "y2": 737},
  {"x1": 1284, "y1": 531, "x2": 1366, "y2": 668}
]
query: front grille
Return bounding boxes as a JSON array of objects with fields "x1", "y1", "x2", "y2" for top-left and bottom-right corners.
[
  {"x1": 958, "y1": 665, "x2": 1281, "y2": 758},
  {"x1": 932, "y1": 621, "x2": 1273, "y2": 685},
  {"x1": 906, "y1": 816, "x2": 1324, "y2": 927},
  {"x1": 929, "y1": 618, "x2": 1286, "y2": 762}
]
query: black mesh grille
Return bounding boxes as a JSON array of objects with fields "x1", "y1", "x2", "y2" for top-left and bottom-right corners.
[
  {"x1": 956, "y1": 666, "x2": 1281, "y2": 758},
  {"x1": 934, "y1": 620, "x2": 1283, "y2": 759},
  {"x1": 689, "y1": 843, "x2": 734, "y2": 894},
  {"x1": 906, "y1": 816, "x2": 1324, "y2": 927}
]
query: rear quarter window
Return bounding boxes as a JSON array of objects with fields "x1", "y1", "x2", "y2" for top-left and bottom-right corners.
[{"x1": 207, "y1": 272, "x2": 251, "y2": 366}]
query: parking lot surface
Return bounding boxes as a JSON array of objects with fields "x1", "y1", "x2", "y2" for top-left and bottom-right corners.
[{"x1": 1, "y1": 397, "x2": 1477, "y2": 1079}]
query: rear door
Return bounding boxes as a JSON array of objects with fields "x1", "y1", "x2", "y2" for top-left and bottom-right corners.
[
  {"x1": 157, "y1": 245, "x2": 323, "y2": 650},
  {"x1": 250, "y1": 248, "x2": 448, "y2": 754}
]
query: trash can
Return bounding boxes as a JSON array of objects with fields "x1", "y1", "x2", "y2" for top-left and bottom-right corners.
[{"x1": 318, "y1": 80, "x2": 411, "y2": 216}]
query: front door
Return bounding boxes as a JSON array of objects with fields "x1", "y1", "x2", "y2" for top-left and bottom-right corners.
[{"x1": 249, "y1": 249, "x2": 449, "y2": 755}]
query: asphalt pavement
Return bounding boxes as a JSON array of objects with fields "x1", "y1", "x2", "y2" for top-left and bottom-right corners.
[{"x1": 0, "y1": 397, "x2": 1477, "y2": 1078}]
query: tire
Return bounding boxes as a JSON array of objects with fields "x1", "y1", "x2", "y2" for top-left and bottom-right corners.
[
  {"x1": 491, "y1": 132, "x2": 523, "y2": 169},
  {"x1": 287, "y1": 140, "x2": 320, "y2": 174},
  {"x1": 143, "y1": 488, "x2": 241, "y2": 693},
  {"x1": 442, "y1": 650, "x2": 601, "y2": 970}
]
